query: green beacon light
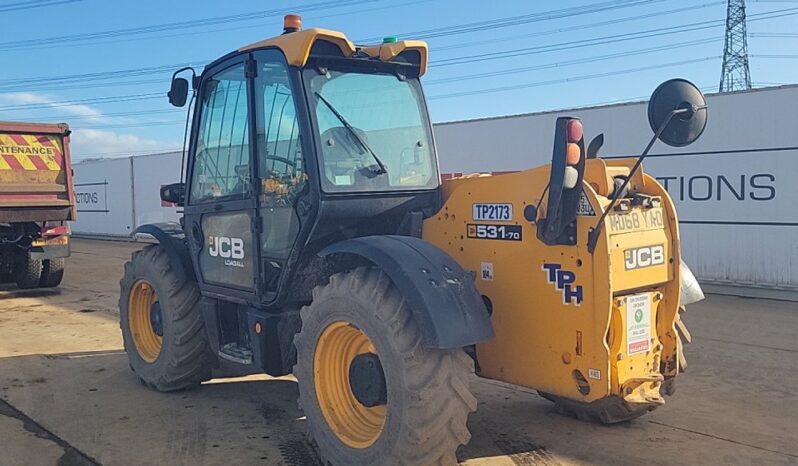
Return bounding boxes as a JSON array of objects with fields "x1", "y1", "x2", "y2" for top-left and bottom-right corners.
[{"x1": 382, "y1": 36, "x2": 398, "y2": 44}]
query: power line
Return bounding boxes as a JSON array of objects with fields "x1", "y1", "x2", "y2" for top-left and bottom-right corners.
[
  {"x1": 432, "y1": 6, "x2": 798, "y2": 67},
  {"x1": 6, "y1": 78, "x2": 174, "y2": 93},
  {"x1": 0, "y1": 0, "x2": 375, "y2": 51},
  {"x1": 0, "y1": 2, "x2": 666, "y2": 90},
  {"x1": 3, "y1": 3, "x2": 794, "y2": 93},
  {"x1": 5, "y1": 3, "x2": 795, "y2": 120},
  {"x1": 0, "y1": 0, "x2": 83, "y2": 13},
  {"x1": 425, "y1": 38, "x2": 719, "y2": 85},
  {"x1": 0, "y1": 16, "x2": 730, "y2": 92},
  {"x1": 77, "y1": 120, "x2": 187, "y2": 130},
  {"x1": 0, "y1": 61, "x2": 205, "y2": 88},
  {"x1": 750, "y1": 32, "x2": 798, "y2": 36},
  {"x1": 0, "y1": 93, "x2": 163, "y2": 111},
  {"x1": 433, "y1": 2, "x2": 724, "y2": 53},
  {"x1": 16, "y1": 108, "x2": 181, "y2": 123},
  {"x1": 357, "y1": 0, "x2": 665, "y2": 43},
  {"x1": 428, "y1": 56, "x2": 719, "y2": 100},
  {"x1": 0, "y1": 37, "x2": 716, "y2": 113},
  {"x1": 34, "y1": 57, "x2": 720, "y2": 122},
  {"x1": 3, "y1": 0, "x2": 433, "y2": 53}
]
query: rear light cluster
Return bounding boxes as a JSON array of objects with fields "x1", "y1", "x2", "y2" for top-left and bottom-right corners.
[
  {"x1": 563, "y1": 119, "x2": 583, "y2": 189},
  {"x1": 42, "y1": 224, "x2": 70, "y2": 237}
]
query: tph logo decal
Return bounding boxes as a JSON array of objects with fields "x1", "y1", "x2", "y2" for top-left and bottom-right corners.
[
  {"x1": 542, "y1": 263, "x2": 583, "y2": 305},
  {"x1": 208, "y1": 235, "x2": 245, "y2": 268}
]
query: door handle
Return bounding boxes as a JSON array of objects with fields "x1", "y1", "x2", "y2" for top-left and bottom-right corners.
[{"x1": 214, "y1": 204, "x2": 223, "y2": 211}]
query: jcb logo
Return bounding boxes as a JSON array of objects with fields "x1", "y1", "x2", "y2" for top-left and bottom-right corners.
[
  {"x1": 208, "y1": 235, "x2": 245, "y2": 259},
  {"x1": 624, "y1": 245, "x2": 665, "y2": 270}
]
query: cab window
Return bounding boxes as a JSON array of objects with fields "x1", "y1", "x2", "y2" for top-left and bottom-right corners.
[
  {"x1": 256, "y1": 51, "x2": 306, "y2": 206},
  {"x1": 307, "y1": 68, "x2": 438, "y2": 193},
  {"x1": 190, "y1": 63, "x2": 251, "y2": 203}
]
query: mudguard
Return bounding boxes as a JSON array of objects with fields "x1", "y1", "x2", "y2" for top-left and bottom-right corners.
[
  {"x1": 132, "y1": 222, "x2": 194, "y2": 282},
  {"x1": 320, "y1": 235, "x2": 495, "y2": 349}
]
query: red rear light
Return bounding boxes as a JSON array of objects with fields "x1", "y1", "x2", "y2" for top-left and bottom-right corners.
[
  {"x1": 42, "y1": 225, "x2": 70, "y2": 237},
  {"x1": 567, "y1": 119, "x2": 583, "y2": 143}
]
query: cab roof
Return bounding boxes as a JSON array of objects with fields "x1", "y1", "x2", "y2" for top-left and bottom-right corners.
[{"x1": 238, "y1": 28, "x2": 428, "y2": 76}]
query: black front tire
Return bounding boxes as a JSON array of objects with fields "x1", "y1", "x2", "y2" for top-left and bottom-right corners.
[
  {"x1": 294, "y1": 268, "x2": 477, "y2": 466},
  {"x1": 40, "y1": 258, "x2": 65, "y2": 288},
  {"x1": 15, "y1": 251, "x2": 42, "y2": 289},
  {"x1": 119, "y1": 244, "x2": 212, "y2": 391}
]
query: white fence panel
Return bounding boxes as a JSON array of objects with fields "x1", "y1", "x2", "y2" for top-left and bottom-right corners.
[
  {"x1": 132, "y1": 151, "x2": 183, "y2": 227},
  {"x1": 72, "y1": 158, "x2": 134, "y2": 237}
]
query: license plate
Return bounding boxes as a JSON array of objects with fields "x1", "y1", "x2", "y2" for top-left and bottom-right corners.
[
  {"x1": 608, "y1": 209, "x2": 664, "y2": 233},
  {"x1": 32, "y1": 236, "x2": 69, "y2": 247},
  {"x1": 472, "y1": 203, "x2": 513, "y2": 221}
]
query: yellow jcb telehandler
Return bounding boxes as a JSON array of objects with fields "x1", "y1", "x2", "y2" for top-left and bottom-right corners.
[{"x1": 119, "y1": 14, "x2": 705, "y2": 465}]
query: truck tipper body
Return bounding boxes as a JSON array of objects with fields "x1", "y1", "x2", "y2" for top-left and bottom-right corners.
[{"x1": 0, "y1": 121, "x2": 76, "y2": 289}]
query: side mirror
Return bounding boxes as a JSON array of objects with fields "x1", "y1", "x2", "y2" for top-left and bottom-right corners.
[
  {"x1": 648, "y1": 78, "x2": 707, "y2": 147},
  {"x1": 168, "y1": 77, "x2": 189, "y2": 107},
  {"x1": 160, "y1": 182, "x2": 185, "y2": 206}
]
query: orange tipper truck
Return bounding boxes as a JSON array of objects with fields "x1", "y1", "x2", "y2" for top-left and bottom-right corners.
[{"x1": 0, "y1": 121, "x2": 76, "y2": 289}]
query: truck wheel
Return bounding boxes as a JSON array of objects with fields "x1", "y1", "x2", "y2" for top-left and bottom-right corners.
[
  {"x1": 119, "y1": 245, "x2": 212, "y2": 391},
  {"x1": 293, "y1": 268, "x2": 477, "y2": 466},
  {"x1": 39, "y1": 258, "x2": 65, "y2": 288},
  {"x1": 15, "y1": 251, "x2": 42, "y2": 289}
]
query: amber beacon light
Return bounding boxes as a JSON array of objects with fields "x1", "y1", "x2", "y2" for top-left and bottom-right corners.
[{"x1": 283, "y1": 14, "x2": 302, "y2": 33}]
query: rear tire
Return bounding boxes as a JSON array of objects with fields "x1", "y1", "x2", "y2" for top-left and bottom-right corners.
[
  {"x1": 119, "y1": 244, "x2": 212, "y2": 391},
  {"x1": 294, "y1": 267, "x2": 477, "y2": 466},
  {"x1": 15, "y1": 251, "x2": 42, "y2": 289},
  {"x1": 40, "y1": 258, "x2": 65, "y2": 288}
]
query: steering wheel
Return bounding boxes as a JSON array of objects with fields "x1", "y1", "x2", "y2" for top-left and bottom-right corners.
[{"x1": 263, "y1": 155, "x2": 297, "y2": 168}]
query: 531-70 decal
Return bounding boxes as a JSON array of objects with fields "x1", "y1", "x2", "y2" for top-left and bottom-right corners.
[{"x1": 467, "y1": 224, "x2": 522, "y2": 241}]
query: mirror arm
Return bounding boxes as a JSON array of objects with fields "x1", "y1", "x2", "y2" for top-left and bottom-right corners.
[
  {"x1": 171, "y1": 66, "x2": 196, "y2": 85},
  {"x1": 586, "y1": 107, "x2": 691, "y2": 254}
]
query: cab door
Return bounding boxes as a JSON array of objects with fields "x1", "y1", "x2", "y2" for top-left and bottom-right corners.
[
  {"x1": 184, "y1": 56, "x2": 259, "y2": 301},
  {"x1": 251, "y1": 49, "x2": 310, "y2": 299}
]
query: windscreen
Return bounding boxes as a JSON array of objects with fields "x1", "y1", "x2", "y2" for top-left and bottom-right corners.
[{"x1": 306, "y1": 68, "x2": 438, "y2": 193}]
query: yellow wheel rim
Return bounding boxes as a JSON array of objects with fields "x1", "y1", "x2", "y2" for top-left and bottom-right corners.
[
  {"x1": 128, "y1": 280, "x2": 162, "y2": 363},
  {"x1": 314, "y1": 321, "x2": 387, "y2": 449}
]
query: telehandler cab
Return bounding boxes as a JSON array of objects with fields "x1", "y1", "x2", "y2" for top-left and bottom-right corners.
[{"x1": 120, "y1": 14, "x2": 706, "y2": 465}]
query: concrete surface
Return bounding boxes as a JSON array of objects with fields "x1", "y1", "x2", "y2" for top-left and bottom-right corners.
[{"x1": 0, "y1": 238, "x2": 796, "y2": 465}]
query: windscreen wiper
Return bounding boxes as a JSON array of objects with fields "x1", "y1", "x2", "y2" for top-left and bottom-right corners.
[{"x1": 314, "y1": 92, "x2": 388, "y2": 175}]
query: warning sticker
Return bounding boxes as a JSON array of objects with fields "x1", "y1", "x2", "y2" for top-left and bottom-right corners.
[
  {"x1": 626, "y1": 293, "x2": 651, "y2": 355},
  {"x1": 480, "y1": 262, "x2": 494, "y2": 281},
  {"x1": 576, "y1": 191, "x2": 596, "y2": 216}
]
